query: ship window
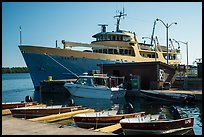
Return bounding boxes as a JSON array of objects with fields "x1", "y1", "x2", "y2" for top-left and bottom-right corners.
[
  {"x1": 125, "y1": 49, "x2": 128, "y2": 55},
  {"x1": 147, "y1": 54, "x2": 151, "y2": 58},
  {"x1": 112, "y1": 36, "x2": 116, "y2": 41},
  {"x1": 102, "y1": 35, "x2": 105, "y2": 41},
  {"x1": 99, "y1": 49, "x2": 102, "y2": 53},
  {"x1": 103, "y1": 49, "x2": 107, "y2": 54},
  {"x1": 114, "y1": 49, "x2": 118, "y2": 54},
  {"x1": 128, "y1": 50, "x2": 132, "y2": 55},
  {"x1": 116, "y1": 36, "x2": 118, "y2": 41},
  {"x1": 107, "y1": 35, "x2": 111, "y2": 40},
  {"x1": 94, "y1": 49, "x2": 98, "y2": 53},
  {"x1": 121, "y1": 36, "x2": 124, "y2": 41},
  {"x1": 99, "y1": 35, "x2": 102, "y2": 41},
  {"x1": 108, "y1": 49, "x2": 113, "y2": 54},
  {"x1": 118, "y1": 36, "x2": 121, "y2": 41},
  {"x1": 119, "y1": 49, "x2": 124, "y2": 55}
]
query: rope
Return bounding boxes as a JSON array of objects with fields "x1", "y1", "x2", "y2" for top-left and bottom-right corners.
[{"x1": 45, "y1": 53, "x2": 79, "y2": 78}]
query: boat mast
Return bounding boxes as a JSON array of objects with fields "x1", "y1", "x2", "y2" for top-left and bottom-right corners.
[{"x1": 114, "y1": 8, "x2": 127, "y2": 32}]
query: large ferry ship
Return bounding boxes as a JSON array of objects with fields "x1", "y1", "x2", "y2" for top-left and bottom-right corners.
[{"x1": 19, "y1": 10, "x2": 181, "y2": 90}]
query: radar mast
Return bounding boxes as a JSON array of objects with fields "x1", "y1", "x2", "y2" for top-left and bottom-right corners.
[{"x1": 114, "y1": 8, "x2": 127, "y2": 32}]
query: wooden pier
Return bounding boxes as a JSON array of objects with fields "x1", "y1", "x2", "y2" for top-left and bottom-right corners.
[
  {"x1": 94, "y1": 123, "x2": 122, "y2": 133},
  {"x1": 2, "y1": 115, "x2": 115, "y2": 135},
  {"x1": 2, "y1": 106, "x2": 116, "y2": 135}
]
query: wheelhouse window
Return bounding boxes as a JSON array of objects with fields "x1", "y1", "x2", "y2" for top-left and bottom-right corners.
[
  {"x1": 103, "y1": 49, "x2": 107, "y2": 54},
  {"x1": 108, "y1": 49, "x2": 113, "y2": 54},
  {"x1": 119, "y1": 49, "x2": 124, "y2": 55},
  {"x1": 99, "y1": 49, "x2": 102, "y2": 53}
]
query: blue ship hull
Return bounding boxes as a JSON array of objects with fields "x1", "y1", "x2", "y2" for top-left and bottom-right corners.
[{"x1": 22, "y1": 53, "x2": 119, "y2": 90}]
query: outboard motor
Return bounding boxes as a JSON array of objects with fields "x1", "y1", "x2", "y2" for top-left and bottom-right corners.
[
  {"x1": 168, "y1": 106, "x2": 181, "y2": 119},
  {"x1": 124, "y1": 102, "x2": 134, "y2": 114},
  {"x1": 25, "y1": 96, "x2": 33, "y2": 102},
  {"x1": 68, "y1": 98, "x2": 75, "y2": 106}
]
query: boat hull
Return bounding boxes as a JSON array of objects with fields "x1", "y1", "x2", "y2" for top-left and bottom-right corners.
[
  {"x1": 2, "y1": 102, "x2": 39, "y2": 110},
  {"x1": 20, "y1": 49, "x2": 118, "y2": 90},
  {"x1": 64, "y1": 83, "x2": 126, "y2": 99},
  {"x1": 73, "y1": 112, "x2": 145, "y2": 128},
  {"x1": 10, "y1": 105, "x2": 83, "y2": 118},
  {"x1": 120, "y1": 117, "x2": 194, "y2": 135},
  {"x1": 140, "y1": 90, "x2": 195, "y2": 104}
]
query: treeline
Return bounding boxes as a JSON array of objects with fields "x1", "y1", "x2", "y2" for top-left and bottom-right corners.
[{"x1": 2, "y1": 67, "x2": 29, "y2": 74}]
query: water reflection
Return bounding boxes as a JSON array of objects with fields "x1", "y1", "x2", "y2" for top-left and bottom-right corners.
[
  {"x1": 33, "y1": 90, "x2": 71, "y2": 105},
  {"x1": 69, "y1": 96, "x2": 127, "y2": 111}
]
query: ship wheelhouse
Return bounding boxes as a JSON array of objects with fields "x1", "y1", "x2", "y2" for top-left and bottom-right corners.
[{"x1": 91, "y1": 30, "x2": 136, "y2": 57}]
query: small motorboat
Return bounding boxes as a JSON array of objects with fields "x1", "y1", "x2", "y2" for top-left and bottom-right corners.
[
  {"x1": 2, "y1": 102, "x2": 39, "y2": 110},
  {"x1": 64, "y1": 74, "x2": 126, "y2": 99},
  {"x1": 140, "y1": 90, "x2": 195, "y2": 104},
  {"x1": 10, "y1": 105, "x2": 83, "y2": 118},
  {"x1": 2, "y1": 96, "x2": 39, "y2": 110},
  {"x1": 73, "y1": 105, "x2": 145, "y2": 128},
  {"x1": 120, "y1": 106, "x2": 194, "y2": 135}
]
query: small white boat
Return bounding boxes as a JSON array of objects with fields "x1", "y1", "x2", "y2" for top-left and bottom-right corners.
[{"x1": 64, "y1": 74, "x2": 126, "y2": 99}]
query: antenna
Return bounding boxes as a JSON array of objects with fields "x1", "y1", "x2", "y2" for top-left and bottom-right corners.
[
  {"x1": 20, "y1": 26, "x2": 22, "y2": 45},
  {"x1": 123, "y1": 7, "x2": 125, "y2": 19},
  {"x1": 114, "y1": 9, "x2": 127, "y2": 32}
]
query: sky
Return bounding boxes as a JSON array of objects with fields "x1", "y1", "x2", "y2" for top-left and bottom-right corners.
[{"x1": 2, "y1": 2, "x2": 202, "y2": 67}]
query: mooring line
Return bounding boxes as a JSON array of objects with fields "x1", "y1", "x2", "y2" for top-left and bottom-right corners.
[{"x1": 45, "y1": 53, "x2": 79, "y2": 78}]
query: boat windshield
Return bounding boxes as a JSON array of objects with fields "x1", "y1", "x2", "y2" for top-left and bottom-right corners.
[
  {"x1": 93, "y1": 78, "x2": 108, "y2": 87},
  {"x1": 75, "y1": 77, "x2": 93, "y2": 86}
]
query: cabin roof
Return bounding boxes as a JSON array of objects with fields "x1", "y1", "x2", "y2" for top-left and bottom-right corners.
[{"x1": 92, "y1": 31, "x2": 130, "y2": 38}]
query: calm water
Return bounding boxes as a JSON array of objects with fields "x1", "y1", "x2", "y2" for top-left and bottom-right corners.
[{"x1": 2, "y1": 73, "x2": 202, "y2": 135}]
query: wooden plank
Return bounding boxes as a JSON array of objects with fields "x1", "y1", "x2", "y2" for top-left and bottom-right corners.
[
  {"x1": 94, "y1": 123, "x2": 121, "y2": 133},
  {"x1": 28, "y1": 109, "x2": 95, "y2": 122},
  {"x1": 2, "y1": 109, "x2": 11, "y2": 116}
]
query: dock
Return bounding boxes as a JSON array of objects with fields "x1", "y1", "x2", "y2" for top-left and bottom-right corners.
[
  {"x1": 2, "y1": 109, "x2": 11, "y2": 116},
  {"x1": 153, "y1": 89, "x2": 202, "y2": 101},
  {"x1": 2, "y1": 115, "x2": 115, "y2": 135},
  {"x1": 94, "y1": 123, "x2": 122, "y2": 133}
]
